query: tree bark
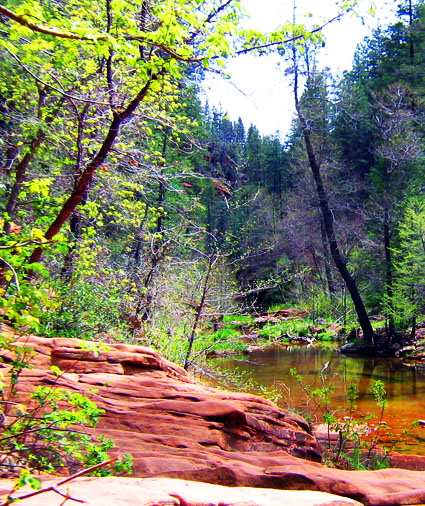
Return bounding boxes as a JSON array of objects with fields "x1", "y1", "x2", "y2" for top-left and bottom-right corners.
[
  {"x1": 3, "y1": 136, "x2": 44, "y2": 235},
  {"x1": 383, "y1": 161, "x2": 395, "y2": 338},
  {"x1": 293, "y1": 58, "x2": 374, "y2": 343},
  {"x1": 27, "y1": 77, "x2": 155, "y2": 270}
]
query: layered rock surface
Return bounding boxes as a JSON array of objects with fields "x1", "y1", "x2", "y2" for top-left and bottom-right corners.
[
  {"x1": 0, "y1": 477, "x2": 364, "y2": 506},
  {"x1": 2, "y1": 330, "x2": 425, "y2": 505}
]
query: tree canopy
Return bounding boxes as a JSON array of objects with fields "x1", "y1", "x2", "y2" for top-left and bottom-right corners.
[{"x1": 2, "y1": 0, "x2": 425, "y2": 363}]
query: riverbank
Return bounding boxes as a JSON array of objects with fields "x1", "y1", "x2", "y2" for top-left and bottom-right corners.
[
  {"x1": 212, "y1": 343, "x2": 425, "y2": 456},
  {"x1": 2, "y1": 331, "x2": 425, "y2": 506},
  {"x1": 207, "y1": 310, "x2": 425, "y2": 358}
]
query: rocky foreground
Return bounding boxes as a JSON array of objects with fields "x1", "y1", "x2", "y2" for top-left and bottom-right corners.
[
  {"x1": 1, "y1": 330, "x2": 425, "y2": 505},
  {"x1": 0, "y1": 476, "x2": 364, "y2": 506}
]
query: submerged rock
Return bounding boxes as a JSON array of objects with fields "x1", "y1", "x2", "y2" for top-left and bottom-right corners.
[{"x1": 340, "y1": 342, "x2": 378, "y2": 356}]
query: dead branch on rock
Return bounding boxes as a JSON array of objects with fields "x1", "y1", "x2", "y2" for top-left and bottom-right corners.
[{"x1": 0, "y1": 457, "x2": 118, "y2": 505}]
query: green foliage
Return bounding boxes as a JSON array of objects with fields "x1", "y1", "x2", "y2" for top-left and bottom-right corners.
[
  {"x1": 40, "y1": 279, "x2": 132, "y2": 341},
  {"x1": 0, "y1": 338, "x2": 132, "y2": 494},
  {"x1": 222, "y1": 314, "x2": 255, "y2": 323},
  {"x1": 1, "y1": 0, "x2": 306, "y2": 357},
  {"x1": 371, "y1": 379, "x2": 387, "y2": 411},
  {"x1": 289, "y1": 367, "x2": 391, "y2": 470},
  {"x1": 2, "y1": 0, "x2": 425, "y2": 412},
  {"x1": 0, "y1": 0, "x2": 384, "y2": 358},
  {"x1": 0, "y1": 228, "x2": 61, "y2": 332},
  {"x1": 391, "y1": 195, "x2": 425, "y2": 329},
  {"x1": 205, "y1": 328, "x2": 247, "y2": 351},
  {"x1": 257, "y1": 315, "x2": 342, "y2": 342}
]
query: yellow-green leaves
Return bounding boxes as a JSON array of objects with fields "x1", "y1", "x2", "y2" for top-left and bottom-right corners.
[{"x1": 25, "y1": 178, "x2": 53, "y2": 197}]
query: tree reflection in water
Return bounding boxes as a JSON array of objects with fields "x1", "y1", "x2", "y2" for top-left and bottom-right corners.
[{"x1": 216, "y1": 345, "x2": 425, "y2": 454}]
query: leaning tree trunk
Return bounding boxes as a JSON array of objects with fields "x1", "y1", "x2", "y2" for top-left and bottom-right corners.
[
  {"x1": 298, "y1": 115, "x2": 374, "y2": 343},
  {"x1": 26, "y1": 77, "x2": 155, "y2": 272},
  {"x1": 293, "y1": 61, "x2": 374, "y2": 343}
]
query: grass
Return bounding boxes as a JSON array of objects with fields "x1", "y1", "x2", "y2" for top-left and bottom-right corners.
[
  {"x1": 198, "y1": 312, "x2": 344, "y2": 357},
  {"x1": 222, "y1": 315, "x2": 256, "y2": 324},
  {"x1": 257, "y1": 317, "x2": 342, "y2": 342}
]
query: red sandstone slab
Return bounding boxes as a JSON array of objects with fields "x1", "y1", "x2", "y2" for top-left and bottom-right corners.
[{"x1": 0, "y1": 477, "x2": 364, "y2": 506}]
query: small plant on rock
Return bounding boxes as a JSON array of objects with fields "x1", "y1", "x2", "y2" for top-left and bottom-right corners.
[
  {"x1": 0, "y1": 333, "x2": 132, "y2": 500},
  {"x1": 289, "y1": 367, "x2": 390, "y2": 470}
]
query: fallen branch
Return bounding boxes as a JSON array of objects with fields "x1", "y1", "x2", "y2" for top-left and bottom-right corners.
[{"x1": 1, "y1": 457, "x2": 118, "y2": 506}]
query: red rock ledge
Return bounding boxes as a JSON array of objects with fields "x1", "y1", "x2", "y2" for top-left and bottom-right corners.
[
  {"x1": 1, "y1": 331, "x2": 425, "y2": 506},
  {"x1": 0, "y1": 477, "x2": 364, "y2": 506}
]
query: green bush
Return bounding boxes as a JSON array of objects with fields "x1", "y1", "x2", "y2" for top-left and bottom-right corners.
[
  {"x1": 39, "y1": 280, "x2": 132, "y2": 341},
  {"x1": 0, "y1": 334, "x2": 132, "y2": 496},
  {"x1": 288, "y1": 368, "x2": 395, "y2": 470}
]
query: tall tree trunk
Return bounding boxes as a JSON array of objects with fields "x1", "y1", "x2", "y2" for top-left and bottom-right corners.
[
  {"x1": 383, "y1": 161, "x2": 395, "y2": 338},
  {"x1": 3, "y1": 87, "x2": 48, "y2": 235},
  {"x1": 293, "y1": 54, "x2": 374, "y2": 344},
  {"x1": 136, "y1": 131, "x2": 168, "y2": 322},
  {"x1": 61, "y1": 104, "x2": 90, "y2": 278},
  {"x1": 184, "y1": 253, "x2": 217, "y2": 370}
]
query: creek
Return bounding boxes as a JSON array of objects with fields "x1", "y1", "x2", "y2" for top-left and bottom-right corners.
[{"x1": 216, "y1": 343, "x2": 425, "y2": 455}]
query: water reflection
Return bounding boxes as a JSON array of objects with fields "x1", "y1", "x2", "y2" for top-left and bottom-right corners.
[{"x1": 216, "y1": 345, "x2": 425, "y2": 454}]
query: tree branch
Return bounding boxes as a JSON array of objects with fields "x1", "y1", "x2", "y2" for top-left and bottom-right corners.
[
  {"x1": 1, "y1": 457, "x2": 118, "y2": 506},
  {"x1": 204, "y1": 0, "x2": 234, "y2": 25},
  {"x1": 27, "y1": 75, "x2": 157, "y2": 268},
  {"x1": 1, "y1": 4, "x2": 351, "y2": 64},
  {"x1": 0, "y1": 4, "x2": 106, "y2": 41}
]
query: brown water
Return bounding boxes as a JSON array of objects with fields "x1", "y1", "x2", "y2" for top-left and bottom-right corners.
[{"x1": 216, "y1": 344, "x2": 425, "y2": 454}]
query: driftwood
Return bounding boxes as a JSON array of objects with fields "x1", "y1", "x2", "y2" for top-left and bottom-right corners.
[
  {"x1": 279, "y1": 334, "x2": 315, "y2": 345},
  {"x1": 1, "y1": 457, "x2": 118, "y2": 506},
  {"x1": 257, "y1": 309, "x2": 309, "y2": 319}
]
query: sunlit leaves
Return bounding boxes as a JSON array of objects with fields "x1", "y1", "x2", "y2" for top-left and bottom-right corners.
[{"x1": 25, "y1": 178, "x2": 53, "y2": 198}]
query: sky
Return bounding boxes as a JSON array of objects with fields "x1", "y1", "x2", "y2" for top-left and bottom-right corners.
[{"x1": 201, "y1": 0, "x2": 399, "y2": 138}]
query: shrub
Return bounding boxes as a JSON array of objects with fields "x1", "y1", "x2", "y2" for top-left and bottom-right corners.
[{"x1": 0, "y1": 333, "x2": 132, "y2": 495}]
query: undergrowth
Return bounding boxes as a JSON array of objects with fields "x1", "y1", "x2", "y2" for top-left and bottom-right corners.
[
  {"x1": 287, "y1": 367, "x2": 416, "y2": 470},
  {"x1": 0, "y1": 332, "x2": 132, "y2": 499}
]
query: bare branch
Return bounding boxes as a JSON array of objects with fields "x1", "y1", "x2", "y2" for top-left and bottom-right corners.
[
  {"x1": 203, "y1": 0, "x2": 234, "y2": 25},
  {"x1": 1, "y1": 457, "x2": 118, "y2": 506},
  {"x1": 0, "y1": 257, "x2": 20, "y2": 293}
]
